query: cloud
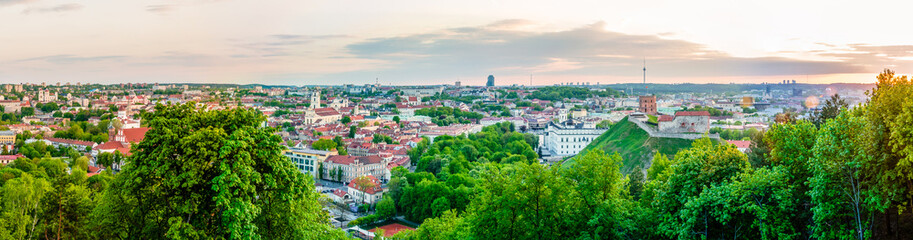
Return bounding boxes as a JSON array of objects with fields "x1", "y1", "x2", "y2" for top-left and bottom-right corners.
[
  {"x1": 145, "y1": 4, "x2": 175, "y2": 14},
  {"x1": 814, "y1": 44, "x2": 913, "y2": 70},
  {"x1": 229, "y1": 34, "x2": 351, "y2": 58},
  {"x1": 21, "y1": 3, "x2": 83, "y2": 14},
  {"x1": 340, "y1": 20, "x2": 885, "y2": 83}
]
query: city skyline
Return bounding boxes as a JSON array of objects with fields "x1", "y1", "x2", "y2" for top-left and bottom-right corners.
[{"x1": 2, "y1": 0, "x2": 913, "y2": 85}]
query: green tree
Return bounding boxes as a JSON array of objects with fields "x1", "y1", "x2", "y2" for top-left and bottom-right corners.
[
  {"x1": 90, "y1": 102, "x2": 345, "y2": 239},
  {"x1": 647, "y1": 153, "x2": 671, "y2": 181},
  {"x1": 393, "y1": 116, "x2": 401, "y2": 124},
  {"x1": 21, "y1": 107, "x2": 34, "y2": 116},
  {"x1": 0, "y1": 173, "x2": 51, "y2": 240},
  {"x1": 312, "y1": 139, "x2": 337, "y2": 151},
  {"x1": 810, "y1": 94, "x2": 849, "y2": 128},
  {"x1": 341, "y1": 116, "x2": 351, "y2": 125},
  {"x1": 431, "y1": 196, "x2": 450, "y2": 218},
  {"x1": 747, "y1": 130, "x2": 771, "y2": 168},
  {"x1": 628, "y1": 165, "x2": 645, "y2": 201},
  {"x1": 862, "y1": 69, "x2": 913, "y2": 231},
  {"x1": 809, "y1": 109, "x2": 874, "y2": 240},
  {"x1": 653, "y1": 138, "x2": 750, "y2": 239},
  {"x1": 765, "y1": 120, "x2": 817, "y2": 235},
  {"x1": 467, "y1": 162, "x2": 574, "y2": 239},
  {"x1": 72, "y1": 156, "x2": 90, "y2": 172},
  {"x1": 376, "y1": 195, "x2": 396, "y2": 220},
  {"x1": 95, "y1": 152, "x2": 114, "y2": 169}
]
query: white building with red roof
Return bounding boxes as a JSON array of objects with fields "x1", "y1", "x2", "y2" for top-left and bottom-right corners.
[
  {"x1": 727, "y1": 140, "x2": 752, "y2": 153},
  {"x1": 321, "y1": 154, "x2": 389, "y2": 183},
  {"x1": 347, "y1": 175, "x2": 384, "y2": 204},
  {"x1": 0, "y1": 154, "x2": 24, "y2": 165},
  {"x1": 303, "y1": 107, "x2": 341, "y2": 125}
]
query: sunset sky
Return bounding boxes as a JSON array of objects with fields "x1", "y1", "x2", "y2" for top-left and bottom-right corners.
[{"x1": 2, "y1": 0, "x2": 912, "y2": 86}]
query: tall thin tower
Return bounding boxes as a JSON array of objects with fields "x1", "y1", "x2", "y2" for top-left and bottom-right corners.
[{"x1": 642, "y1": 58, "x2": 646, "y2": 86}]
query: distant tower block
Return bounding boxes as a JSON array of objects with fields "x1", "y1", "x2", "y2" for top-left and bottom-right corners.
[
  {"x1": 486, "y1": 75, "x2": 495, "y2": 87},
  {"x1": 639, "y1": 95, "x2": 657, "y2": 115},
  {"x1": 455, "y1": 81, "x2": 461, "y2": 87}
]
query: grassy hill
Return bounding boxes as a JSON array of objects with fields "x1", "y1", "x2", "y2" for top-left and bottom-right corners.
[{"x1": 562, "y1": 116, "x2": 698, "y2": 173}]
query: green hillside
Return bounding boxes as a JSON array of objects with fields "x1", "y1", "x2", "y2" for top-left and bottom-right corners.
[{"x1": 562, "y1": 116, "x2": 697, "y2": 173}]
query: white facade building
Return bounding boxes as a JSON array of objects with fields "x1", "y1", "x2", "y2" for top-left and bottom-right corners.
[
  {"x1": 283, "y1": 147, "x2": 335, "y2": 178},
  {"x1": 542, "y1": 119, "x2": 607, "y2": 157}
]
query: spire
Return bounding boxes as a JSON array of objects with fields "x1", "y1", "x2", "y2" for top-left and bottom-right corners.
[{"x1": 642, "y1": 57, "x2": 650, "y2": 91}]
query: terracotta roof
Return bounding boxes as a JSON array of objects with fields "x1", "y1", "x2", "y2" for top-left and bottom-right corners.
[
  {"x1": 94, "y1": 141, "x2": 126, "y2": 150},
  {"x1": 675, "y1": 111, "x2": 711, "y2": 116},
  {"x1": 314, "y1": 108, "x2": 339, "y2": 116},
  {"x1": 121, "y1": 127, "x2": 150, "y2": 143},
  {"x1": 114, "y1": 148, "x2": 132, "y2": 156},
  {"x1": 325, "y1": 155, "x2": 384, "y2": 165},
  {"x1": 658, "y1": 115, "x2": 674, "y2": 122},
  {"x1": 0, "y1": 154, "x2": 25, "y2": 160},
  {"x1": 727, "y1": 140, "x2": 752, "y2": 149},
  {"x1": 333, "y1": 189, "x2": 348, "y2": 198},
  {"x1": 348, "y1": 175, "x2": 383, "y2": 194},
  {"x1": 45, "y1": 137, "x2": 96, "y2": 146}
]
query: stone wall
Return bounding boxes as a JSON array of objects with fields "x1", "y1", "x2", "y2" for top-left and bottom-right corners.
[
  {"x1": 657, "y1": 115, "x2": 710, "y2": 133},
  {"x1": 629, "y1": 117, "x2": 719, "y2": 140}
]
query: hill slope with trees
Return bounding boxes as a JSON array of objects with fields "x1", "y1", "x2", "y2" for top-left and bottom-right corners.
[{"x1": 565, "y1": 116, "x2": 697, "y2": 173}]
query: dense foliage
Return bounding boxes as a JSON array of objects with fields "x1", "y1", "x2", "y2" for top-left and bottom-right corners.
[
  {"x1": 52, "y1": 121, "x2": 112, "y2": 143},
  {"x1": 349, "y1": 122, "x2": 540, "y2": 229},
  {"x1": 0, "y1": 103, "x2": 345, "y2": 239},
  {"x1": 414, "y1": 107, "x2": 484, "y2": 126},
  {"x1": 527, "y1": 86, "x2": 625, "y2": 101}
]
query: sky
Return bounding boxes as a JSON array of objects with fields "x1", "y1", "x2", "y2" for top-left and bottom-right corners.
[{"x1": 2, "y1": 0, "x2": 913, "y2": 86}]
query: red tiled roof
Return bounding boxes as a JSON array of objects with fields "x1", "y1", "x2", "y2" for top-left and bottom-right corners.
[
  {"x1": 675, "y1": 111, "x2": 711, "y2": 116},
  {"x1": 121, "y1": 127, "x2": 150, "y2": 143},
  {"x1": 333, "y1": 189, "x2": 348, "y2": 198},
  {"x1": 0, "y1": 154, "x2": 25, "y2": 160},
  {"x1": 94, "y1": 141, "x2": 126, "y2": 150},
  {"x1": 114, "y1": 148, "x2": 132, "y2": 156},
  {"x1": 325, "y1": 155, "x2": 384, "y2": 165},
  {"x1": 315, "y1": 108, "x2": 339, "y2": 116},
  {"x1": 658, "y1": 115, "x2": 674, "y2": 122},
  {"x1": 45, "y1": 137, "x2": 95, "y2": 146},
  {"x1": 727, "y1": 140, "x2": 752, "y2": 149},
  {"x1": 348, "y1": 175, "x2": 383, "y2": 194}
]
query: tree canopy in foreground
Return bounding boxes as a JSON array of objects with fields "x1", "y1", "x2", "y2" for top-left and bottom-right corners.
[{"x1": 91, "y1": 103, "x2": 345, "y2": 239}]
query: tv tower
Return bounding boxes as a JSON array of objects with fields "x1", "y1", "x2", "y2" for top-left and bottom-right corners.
[{"x1": 642, "y1": 57, "x2": 646, "y2": 86}]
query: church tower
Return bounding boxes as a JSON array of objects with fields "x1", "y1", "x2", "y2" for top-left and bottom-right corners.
[{"x1": 310, "y1": 91, "x2": 320, "y2": 109}]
